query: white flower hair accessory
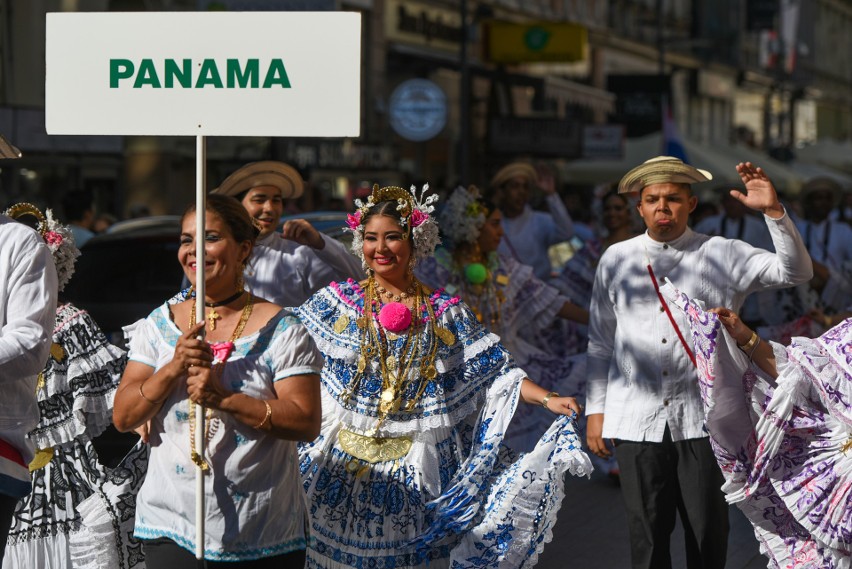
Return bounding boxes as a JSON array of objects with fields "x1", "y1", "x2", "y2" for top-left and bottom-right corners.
[
  {"x1": 4, "y1": 203, "x2": 80, "y2": 292},
  {"x1": 345, "y1": 183, "x2": 440, "y2": 267},
  {"x1": 439, "y1": 185, "x2": 488, "y2": 248}
]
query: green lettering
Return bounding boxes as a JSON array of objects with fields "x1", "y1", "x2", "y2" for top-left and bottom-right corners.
[
  {"x1": 262, "y1": 59, "x2": 291, "y2": 88},
  {"x1": 227, "y1": 59, "x2": 259, "y2": 88},
  {"x1": 133, "y1": 59, "x2": 161, "y2": 88},
  {"x1": 109, "y1": 59, "x2": 134, "y2": 88},
  {"x1": 195, "y1": 59, "x2": 223, "y2": 88},
  {"x1": 165, "y1": 59, "x2": 192, "y2": 88}
]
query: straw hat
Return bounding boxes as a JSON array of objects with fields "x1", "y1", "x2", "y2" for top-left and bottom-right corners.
[
  {"x1": 490, "y1": 162, "x2": 537, "y2": 189},
  {"x1": 213, "y1": 161, "x2": 304, "y2": 199},
  {"x1": 618, "y1": 156, "x2": 712, "y2": 194},
  {"x1": 0, "y1": 133, "x2": 22, "y2": 159}
]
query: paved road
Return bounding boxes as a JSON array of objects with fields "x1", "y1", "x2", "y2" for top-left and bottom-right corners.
[{"x1": 535, "y1": 470, "x2": 767, "y2": 569}]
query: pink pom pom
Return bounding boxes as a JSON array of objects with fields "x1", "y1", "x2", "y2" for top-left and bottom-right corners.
[
  {"x1": 378, "y1": 302, "x2": 412, "y2": 333},
  {"x1": 210, "y1": 341, "x2": 235, "y2": 364}
]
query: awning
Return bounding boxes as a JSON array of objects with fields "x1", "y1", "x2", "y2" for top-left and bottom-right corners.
[
  {"x1": 788, "y1": 160, "x2": 852, "y2": 190},
  {"x1": 543, "y1": 76, "x2": 616, "y2": 115},
  {"x1": 560, "y1": 132, "x2": 805, "y2": 194},
  {"x1": 795, "y1": 139, "x2": 852, "y2": 175}
]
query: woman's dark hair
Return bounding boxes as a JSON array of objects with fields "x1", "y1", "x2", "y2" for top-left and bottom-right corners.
[
  {"x1": 361, "y1": 200, "x2": 414, "y2": 243},
  {"x1": 601, "y1": 190, "x2": 630, "y2": 207},
  {"x1": 183, "y1": 194, "x2": 260, "y2": 245}
]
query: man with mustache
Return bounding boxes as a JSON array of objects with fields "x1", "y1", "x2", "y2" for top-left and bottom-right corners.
[{"x1": 585, "y1": 156, "x2": 812, "y2": 569}]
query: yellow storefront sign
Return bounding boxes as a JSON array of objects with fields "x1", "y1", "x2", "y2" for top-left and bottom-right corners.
[{"x1": 486, "y1": 21, "x2": 587, "y2": 63}]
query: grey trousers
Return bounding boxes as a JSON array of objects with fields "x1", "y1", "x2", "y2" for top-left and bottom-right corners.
[{"x1": 614, "y1": 427, "x2": 729, "y2": 569}]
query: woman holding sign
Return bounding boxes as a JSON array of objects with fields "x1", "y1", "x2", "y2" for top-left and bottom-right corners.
[{"x1": 112, "y1": 194, "x2": 323, "y2": 567}]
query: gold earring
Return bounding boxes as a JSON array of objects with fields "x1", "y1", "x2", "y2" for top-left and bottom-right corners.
[{"x1": 236, "y1": 262, "x2": 246, "y2": 291}]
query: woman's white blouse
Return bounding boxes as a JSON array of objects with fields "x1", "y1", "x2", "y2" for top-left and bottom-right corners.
[{"x1": 127, "y1": 304, "x2": 322, "y2": 561}]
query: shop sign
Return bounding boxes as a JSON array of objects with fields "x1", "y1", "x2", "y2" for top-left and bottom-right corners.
[
  {"x1": 384, "y1": 0, "x2": 463, "y2": 53},
  {"x1": 582, "y1": 125, "x2": 624, "y2": 159},
  {"x1": 388, "y1": 79, "x2": 448, "y2": 142},
  {"x1": 489, "y1": 117, "x2": 582, "y2": 158},
  {"x1": 46, "y1": 12, "x2": 361, "y2": 136},
  {"x1": 287, "y1": 141, "x2": 397, "y2": 170},
  {"x1": 486, "y1": 21, "x2": 587, "y2": 63}
]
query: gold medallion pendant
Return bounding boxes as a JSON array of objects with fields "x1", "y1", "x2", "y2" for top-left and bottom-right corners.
[
  {"x1": 338, "y1": 429, "x2": 412, "y2": 463},
  {"x1": 28, "y1": 448, "x2": 54, "y2": 471},
  {"x1": 334, "y1": 314, "x2": 350, "y2": 334}
]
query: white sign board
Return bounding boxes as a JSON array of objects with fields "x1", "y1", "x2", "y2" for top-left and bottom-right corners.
[{"x1": 46, "y1": 12, "x2": 361, "y2": 137}]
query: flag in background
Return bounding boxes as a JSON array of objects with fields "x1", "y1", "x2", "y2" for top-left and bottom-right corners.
[{"x1": 662, "y1": 95, "x2": 689, "y2": 162}]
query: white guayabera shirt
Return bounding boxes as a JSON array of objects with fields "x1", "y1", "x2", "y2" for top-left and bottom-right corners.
[
  {"x1": 246, "y1": 232, "x2": 364, "y2": 308},
  {"x1": 586, "y1": 211, "x2": 811, "y2": 443}
]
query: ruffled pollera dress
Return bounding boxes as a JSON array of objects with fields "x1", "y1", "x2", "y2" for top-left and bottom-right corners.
[
  {"x1": 662, "y1": 283, "x2": 852, "y2": 569},
  {"x1": 296, "y1": 280, "x2": 592, "y2": 569}
]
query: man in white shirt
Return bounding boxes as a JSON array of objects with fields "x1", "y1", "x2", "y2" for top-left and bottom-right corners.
[
  {"x1": 586, "y1": 157, "x2": 812, "y2": 569},
  {"x1": 0, "y1": 216, "x2": 57, "y2": 564},
  {"x1": 795, "y1": 177, "x2": 852, "y2": 313},
  {"x1": 491, "y1": 162, "x2": 575, "y2": 280},
  {"x1": 213, "y1": 161, "x2": 364, "y2": 307}
]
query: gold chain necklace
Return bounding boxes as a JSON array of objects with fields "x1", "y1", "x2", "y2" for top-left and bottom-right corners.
[{"x1": 187, "y1": 294, "x2": 254, "y2": 470}]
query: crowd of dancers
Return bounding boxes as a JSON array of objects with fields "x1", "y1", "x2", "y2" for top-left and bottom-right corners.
[{"x1": 0, "y1": 151, "x2": 850, "y2": 569}]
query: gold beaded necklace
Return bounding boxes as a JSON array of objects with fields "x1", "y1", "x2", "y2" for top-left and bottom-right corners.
[
  {"x1": 346, "y1": 276, "x2": 446, "y2": 436},
  {"x1": 187, "y1": 293, "x2": 254, "y2": 470}
]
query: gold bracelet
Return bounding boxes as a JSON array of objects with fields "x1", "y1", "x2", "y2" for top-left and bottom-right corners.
[
  {"x1": 138, "y1": 382, "x2": 160, "y2": 405},
  {"x1": 738, "y1": 331, "x2": 759, "y2": 352},
  {"x1": 253, "y1": 400, "x2": 272, "y2": 430},
  {"x1": 541, "y1": 391, "x2": 559, "y2": 410}
]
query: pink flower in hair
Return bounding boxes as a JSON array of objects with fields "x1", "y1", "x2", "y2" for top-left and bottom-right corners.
[
  {"x1": 210, "y1": 341, "x2": 235, "y2": 364},
  {"x1": 346, "y1": 211, "x2": 362, "y2": 230},
  {"x1": 44, "y1": 231, "x2": 64, "y2": 246},
  {"x1": 410, "y1": 209, "x2": 428, "y2": 227}
]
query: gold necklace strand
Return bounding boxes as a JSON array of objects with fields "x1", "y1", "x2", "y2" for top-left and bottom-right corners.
[
  {"x1": 187, "y1": 294, "x2": 254, "y2": 470},
  {"x1": 405, "y1": 285, "x2": 441, "y2": 409},
  {"x1": 371, "y1": 280, "x2": 416, "y2": 428}
]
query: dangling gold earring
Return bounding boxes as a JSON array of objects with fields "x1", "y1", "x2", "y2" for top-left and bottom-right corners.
[
  {"x1": 407, "y1": 257, "x2": 415, "y2": 277},
  {"x1": 236, "y1": 262, "x2": 246, "y2": 292}
]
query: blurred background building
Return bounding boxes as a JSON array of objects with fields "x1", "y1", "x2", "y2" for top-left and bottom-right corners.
[{"x1": 1, "y1": 0, "x2": 851, "y2": 220}]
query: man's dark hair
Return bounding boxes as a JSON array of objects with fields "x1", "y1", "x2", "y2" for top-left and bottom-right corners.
[{"x1": 61, "y1": 189, "x2": 94, "y2": 223}]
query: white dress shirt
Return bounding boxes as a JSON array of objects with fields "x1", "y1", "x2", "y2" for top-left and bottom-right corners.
[
  {"x1": 587, "y1": 211, "x2": 811, "y2": 442},
  {"x1": 498, "y1": 193, "x2": 575, "y2": 280},
  {"x1": 694, "y1": 213, "x2": 775, "y2": 323},
  {"x1": 0, "y1": 217, "x2": 58, "y2": 465},
  {"x1": 246, "y1": 232, "x2": 364, "y2": 308}
]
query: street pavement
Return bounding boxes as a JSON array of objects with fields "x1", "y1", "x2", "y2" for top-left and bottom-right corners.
[{"x1": 535, "y1": 469, "x2": 767, "y2": 569}]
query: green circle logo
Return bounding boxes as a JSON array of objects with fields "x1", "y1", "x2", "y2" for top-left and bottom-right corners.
[{"x1": 524, "y1": 27, "x2": 551, "y2": 51}]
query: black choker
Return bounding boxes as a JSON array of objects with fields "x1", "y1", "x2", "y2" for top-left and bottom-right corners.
[{"x1": 205, "y1": 290, "x2": 245, "y2": 308}]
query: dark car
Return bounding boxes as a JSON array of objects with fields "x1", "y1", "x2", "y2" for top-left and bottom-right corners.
[
  {"x1": 65, "y1": 211, "x2": 353, "y2": 344},
  {"x1": 62, "y1": 216, "x2": 185, "y2": 346}
]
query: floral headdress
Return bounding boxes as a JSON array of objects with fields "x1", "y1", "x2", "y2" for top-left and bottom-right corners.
[
  {"x1": 345, "y1": 184, "x2": 440, "y2": 267},
  {"x1": 4, "y1": 203, "x2": 80, "y2": 292},
  {"x1": 438, "y1": 185, "x2": 489, "y2": 248}
]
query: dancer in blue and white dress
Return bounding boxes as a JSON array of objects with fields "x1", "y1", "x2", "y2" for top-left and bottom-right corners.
[
  {"x1": 297, "y1": 184, "x2": 592, "y2": 569},
  {"x1": 416, "y1": 185, "x2": 589, "y2": 452}
]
